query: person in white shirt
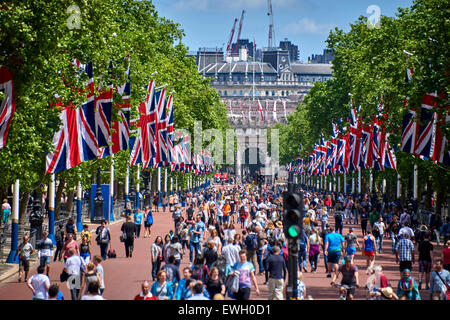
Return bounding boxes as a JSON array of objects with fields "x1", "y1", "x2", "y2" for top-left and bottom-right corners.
[
  {"x1": 64, "y1": 248, "x2": 86, "y2": 300},
  {"x1": 222, "y1": 238, "x2": 240, "y2": 267},
  {"x1": 27, "y1": 265, "x2": 50, "y2": 300}
]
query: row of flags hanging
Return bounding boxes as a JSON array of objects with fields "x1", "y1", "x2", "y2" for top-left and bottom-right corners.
[
  {"x1": 42, "y1": 59, "x2": 214, "y2": 175},
  {"x1": 224, "y1": 99, "x2": 289, "y2": 122},
  {"x1": 285, "y1": 104, "x2": 398, "y2": 176},
  {"x1": 400, "y1": 68, "x2": 449, "y2": 165},
  {"x1": 286, "y1": 68, "x2": 449, "y2": 175}
]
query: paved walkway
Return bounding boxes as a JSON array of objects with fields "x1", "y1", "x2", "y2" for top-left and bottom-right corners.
[{"x1": 0, "y1": 186, "x2": 444, "y2": 300}]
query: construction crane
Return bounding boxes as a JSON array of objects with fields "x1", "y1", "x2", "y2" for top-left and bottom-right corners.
[
  {"x1": 233, "y1": 9, "x2": 246, "y2": 56},
  {"x1": 267, "y1": 0, "x2": 275, "y2": 48},
  {"x1": 226, "y1": 18, "x2": 238, "y2": 57}
]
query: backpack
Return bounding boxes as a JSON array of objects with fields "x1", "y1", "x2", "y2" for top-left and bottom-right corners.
[
  {"x1": 107, "y1": 248, "x2": 116, "y2": 258},
  {"x1": 192, "y1": 265, "x2": 205, "y2": 282},
  {"x1": 244, "y1": 233, "x2": 258, "y2": 251}
]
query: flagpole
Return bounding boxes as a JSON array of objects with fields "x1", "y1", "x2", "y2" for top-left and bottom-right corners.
[
  {"x1": 158, "y1": 167, "x2": 162, "y2": 207},
  {"x1": 125, "y1": 166, "x2": 129, "y2": 203},
  {"x1": 136, "y1": 164, "x2": 140, "y2": 210},
  {"x1": 48, "y1": 173, "x2": 56, "y2": 243},
  {"x1": 6, "y1": 179, "x2": 20, "y2": 264},
  {"x1": 397, "y1": 173, "x2": 401, "y2": 199},
  {"x1": 76, "y1": 179, "x2": 83, "y2": 231},
  {"x1": 358, "y1": 168, "x2": 362, "y2": 196},
  {"x1": 413, "y1": 164, "x2": 418, "y2": 201},
  {"x1": 109, "y1": 156, "x2": 115, "y2": 222}
]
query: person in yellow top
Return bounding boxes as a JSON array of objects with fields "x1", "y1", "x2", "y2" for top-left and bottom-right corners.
[
  {"x1": 81, "y1": 225, "x2": 92, "y2": 243},
  {"x1": 303, "y1": 213, "x2": 312, "y2": 236},
  {"x1": 222, "y1": 200, "x2": 231, "y2": 223}
]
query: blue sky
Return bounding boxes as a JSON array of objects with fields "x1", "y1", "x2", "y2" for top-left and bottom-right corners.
[{"x1": 154, "y1": 0, "x2": 414, "y2": 62}]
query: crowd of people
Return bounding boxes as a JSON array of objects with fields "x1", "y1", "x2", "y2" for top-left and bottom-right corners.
[{"x1": 14, "y1": 180, "x2": 450, "y2": 301}]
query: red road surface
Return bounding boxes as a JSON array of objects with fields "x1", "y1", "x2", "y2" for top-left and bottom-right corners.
[{"x1": 0, "y1": 185, "x2": 442, "y2": 300}]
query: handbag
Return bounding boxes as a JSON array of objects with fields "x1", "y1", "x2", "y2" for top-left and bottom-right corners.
[
  {"x1": 120, "y1": 232, "x2": 127, "y2": 242},
  {"x1": 60, "y1": 270, "x2": 69, "y2": 282},
  {"x1": 225, "y1": 273, "x2": 240, "y2": 293},
  {"x1": 434, "y1": 271, "x2": 450, "y2": 300}
]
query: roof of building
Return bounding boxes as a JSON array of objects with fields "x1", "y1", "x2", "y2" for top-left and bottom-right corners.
[
  {"x1": 200, "y1": 61, "x2": 277, "y2": 74},
  {"x1": 289, "y1": 63, "x2": 333, "y2": 75}
]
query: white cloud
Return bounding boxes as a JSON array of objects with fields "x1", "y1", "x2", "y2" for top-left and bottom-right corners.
[{"x1": 284, "y1": 17, "x2": 335, "y2": 35}]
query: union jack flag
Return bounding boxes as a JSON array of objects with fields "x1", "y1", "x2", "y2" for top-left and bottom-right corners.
[
  {"x1": 349, "y1": 107, "x2": 361, "y2": 171},
  {"x1": 0, "y1": 67, "x2": 16, "y2": 150},
  {"x1": 46, "y1": 61, "x2": 100, "y2": 174},
  {"x1": 155, "y1": 89, "x2": 168, "y2": 167},
  {"x1": 166, "y1": 94, "x2": 174, "y2": 163},
  {"x1": 129, "y1": 80, "x2": 156, "y2": 168},
  {"x1": 107, "y1": 61, "x2": 131, "y2": 157}
]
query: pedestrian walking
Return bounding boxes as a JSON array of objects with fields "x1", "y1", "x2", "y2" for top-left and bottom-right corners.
[
  {"x1": 27, "y1": 265, "x2": 50, "y2": 300},
  {"x1": 344, "y1": 227, "x2": 360, "y2": 265},
  {"x1": 143, "y1": 206, "x2": 153, "y2": 238},
  {"x1": 79, "y1": 237, "x2": 91, "y2": 264},
  {"x1": 121, "y1": 215, "x2": 135, "y2": 258},
  {"x1": 324, "y1": 229, "x2": 345, "y2": 278},
  {"x1": 418, "y1": 234, "x2": 433, "y2": 290},
  {"x1": 230, "y1": 250, "x2": 260, "y2": 300},
  {"x1": 395, "y1": 233, "x2": 415, "y2": 272},
  {"x1": 79, "y1": 262, "x2": 102, "y2": 299},
  {"x1": 429, "y1": 259, "x2": 450, "y2": 300},
  {"x1": 14, "y1": 235, "x2": 34, "y2": 282},
  {"x1": 63, "y1": 232, "x2": 79, "y2": 262},
  {"x1": 63, "y1": 248, "x2": 86, "y2": 300},
  {"x1": 92, "y1": 255, "x2": 105, "y2": 295},
  {"x1": 95, "y1": 220, "x2": 111, "y2": 261},
  {"x1": 53, "y1": 224, "x2": 65, "y2": 262},
  {"x1": 205, "y1": 267, "x2": 226, "y2": 299},
  {"x1": 151, "y1": 236, "x2": 163, "y2": 281},
  {"x1": 362, "y1": 231, "x2": 377, "y2": 269},
  {"x1": 266, "y1": 246, "x2": 286, "y2": 300},
  {"x1": 37, "y1": 231, "x2": 53, "y2": 276},
  {"x1": 133, "y1": 209, "x2": 143, "y2": 238},
  {"x1": 443, "y1": 240, "x2": 450, "y2": 272}
]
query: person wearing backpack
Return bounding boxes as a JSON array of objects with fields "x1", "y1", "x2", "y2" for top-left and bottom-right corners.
[
  {"x1": 191, "y1": 256, "x2": 209, "y2": 283},
  {"x1": 244, "y1": 226, "x2": 259, "y2": 271},
  {"x1": 53, "y1": 224, "x2": 65, "y2": 262}
]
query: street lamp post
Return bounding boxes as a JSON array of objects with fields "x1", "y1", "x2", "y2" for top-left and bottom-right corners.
[{"x1": 92, "y1": 168, "x2": 104, "y2": 223}]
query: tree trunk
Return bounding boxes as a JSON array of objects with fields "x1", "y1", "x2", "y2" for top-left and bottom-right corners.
[
  {"x1": 54, "y1": 178, "x2": 66, "y2": 219},
  {"x1": 18, "y1": 191, "x2": 31, "y2": 235},
  {"x1": 66, "y1": 188, "x2": 74, "y2": 216}
]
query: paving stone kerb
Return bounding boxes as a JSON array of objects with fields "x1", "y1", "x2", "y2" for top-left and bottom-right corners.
[{"x1": 0, "y1": 185, "x2": 442, "y2": 300}]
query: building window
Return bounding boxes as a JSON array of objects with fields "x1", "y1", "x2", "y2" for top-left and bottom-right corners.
[
  {"x1": 266, "y1": 91, "x2": 269, "y2": 96},
  {"x1": 256, "y1": 90, "x2": 260, "y2": 96},
  {"x1": 240, "y1": 90, "x2": 243, "y2": 96},
  {"x1": 281, "y1": 91, "x2": 284, "y2": 96},
  {"x1": 272, "y1": 90, "x2": 275, "y2": 96},
  {"x1": 233, "y1": 90, "x2": 237, "y2": 96},
  {"x1": 249, "y1": 90, "x2": 253, "y2": 97},
  {"x1": 218, "y1": 90, "x2": 222, "y2": 95},
  {"x1": 224, "y1": 90, "x2": 228, "y2": 96}
]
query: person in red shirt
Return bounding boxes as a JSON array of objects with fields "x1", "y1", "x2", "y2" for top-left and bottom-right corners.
[
  {"x1": 134, "y1": 281, "x2": 157, "y2": 300},
  {"x1": 443, "y1": 240, "x2": 450, "y2": 272},
  {"x1": 324, "y1": 195, "x2": 333, "y2": 209}
]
